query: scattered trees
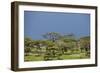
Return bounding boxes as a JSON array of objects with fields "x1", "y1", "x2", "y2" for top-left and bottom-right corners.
[
  {"x1": 24, "y1": 32, "x2": 90, "y2": 61},
  {"x1": 79, "y1": 36, "x2": 90, "y2": 52},
  {"x1": 24, "y1": 37, "x2": 33, "y2": 56},
  {"x1": 79, "y1": 36, "x2": 90, "y2": 57}
]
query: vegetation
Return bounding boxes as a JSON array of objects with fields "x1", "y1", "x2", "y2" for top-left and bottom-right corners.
[{"x1": 24, "y1": 32, "x2": 90, "y2": 61}]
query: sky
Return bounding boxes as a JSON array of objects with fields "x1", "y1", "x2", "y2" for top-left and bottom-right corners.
[{"x1": 24, "y1": 11, "x2": 90, "y2": 40}]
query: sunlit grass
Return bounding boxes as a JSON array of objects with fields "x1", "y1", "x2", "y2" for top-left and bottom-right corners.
[{"x1": 24, "y1": 52, "x2": 90, "y2": 62}]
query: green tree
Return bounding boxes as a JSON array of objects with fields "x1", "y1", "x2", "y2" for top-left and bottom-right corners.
[
  {"x1": 79, "y1": 36, "x2": 90, "y2": 57},
  {"x1": 43, "y1": 32, "x2": 61, "y2": 42},
  {"x1": 79, "y1": 36, "x2": 90, "y2": 52},
  {"x1": 33, "y1": 40, "x2": 43, "y2": 56},
  {"x1": 59, "y1": 33, "x2": 78, "y2": 54},
  {"x1": 44, "y1": 43, "x2": 62, "y2": 60},
  {"x1": 24, "y1": 37, "x2": 33, "y2": 56}
]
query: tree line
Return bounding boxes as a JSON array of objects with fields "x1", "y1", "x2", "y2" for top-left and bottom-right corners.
[{"x1": 25, "y1": 32, "x2": 90, "y2": 61}]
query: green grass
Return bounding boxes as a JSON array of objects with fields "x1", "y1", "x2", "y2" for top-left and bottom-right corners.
[
  {"x1": 24, "y1": 55, "x2": 43, "y2": 61},
  {"x1": 24, "y1": 52, "x2": 90, "y2": 62},
  {"x1": 61, "y1": 53, "x2": 89, "y2": 59},
  {"x1": 24, "y1": 48, "x2": 90, "y2": 61}
]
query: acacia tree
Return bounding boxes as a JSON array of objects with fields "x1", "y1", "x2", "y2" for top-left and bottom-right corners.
[
  {"x1": 33, "y1": 40, "x2": 43, "y2": 56},
  {"x1": 42, "y1": 32, "x2": 62, "y2": 60},
  {"x1": 24, "y1": 37, "x2": 33, "y2": 56},
  {"x1": 43, "y1": 32, "x2": 61, "y2": 42},
  {"x1": 43, "y1": 42, "x2": 63, "y2": 60},
  {"x1": 79, "y1": 36, "x2": 90, "y2": 52},
  {"x1": 59, "y1": 33, "x2": 78, "y2": 54}
]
